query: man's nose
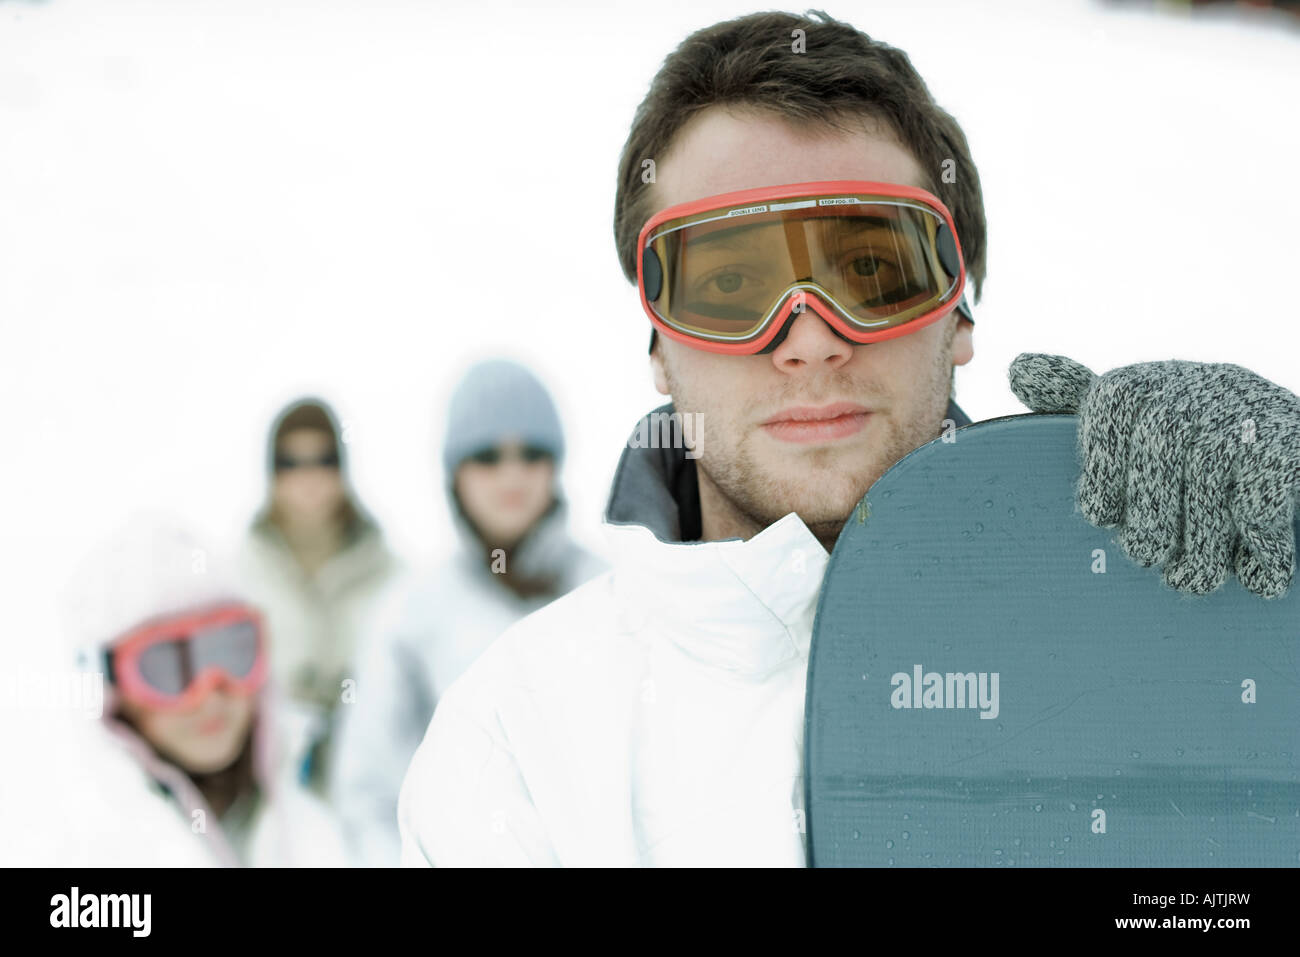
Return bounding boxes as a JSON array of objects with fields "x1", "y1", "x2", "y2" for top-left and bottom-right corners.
[{"x1": 769, "y1": 297, "x2": 853, "y2": 373}]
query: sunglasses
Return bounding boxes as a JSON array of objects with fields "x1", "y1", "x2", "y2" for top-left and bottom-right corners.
[
  {"x1": 466, "y1": 445, "x2": 552, "y2": 467},
  {"x1": 274, "y1": 451, "x2": 340, "y2": 472},
  {"x1": 107, "y1": 603, "x2": 268, "y2": 712}
]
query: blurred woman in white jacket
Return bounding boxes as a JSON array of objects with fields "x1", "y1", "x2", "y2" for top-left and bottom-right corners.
[
  {"x1": 35, "y1": 513, "x2": 349, "y2": 867},
  {"x1": 330, "y1": 360, "x2": 605, "y2": 867},
  {"x1": 237, "y1": 398, "x2": 401, "y2": 795}
]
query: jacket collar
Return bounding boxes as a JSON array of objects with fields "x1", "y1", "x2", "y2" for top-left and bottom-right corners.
[
  {"x1": 96, "y1": 680, "x2": 292, "y2": 868},
  {"x1": 250, "y1": 516, "x2": 391, "y2": 591},
  {"x1": 602, "y1": 399, "x2": 972, "y2": 677}
]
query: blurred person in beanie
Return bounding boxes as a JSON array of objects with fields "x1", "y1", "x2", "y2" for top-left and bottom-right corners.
[
  {"x1": 236, "y1": 398, "x2": 401, "y2": 796},
  {"x1": 330, "y1": 359, "x2": 605, "y2": 867},
  {"x1": 25, "y1": 512, "x2": 349, "y2": 867}
]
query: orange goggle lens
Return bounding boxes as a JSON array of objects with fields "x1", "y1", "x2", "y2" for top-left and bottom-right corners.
[{"x1": 639, "y1": 184, "x2": 966, "y2": 350}]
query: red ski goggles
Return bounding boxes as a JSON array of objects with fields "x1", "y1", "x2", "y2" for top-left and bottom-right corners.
[
  {"x1": 637, "y1": 180, "x2": 971, "y2": 355},
  {"x1": 107, "y1": 603, "x2": 268, "y2": 711}
]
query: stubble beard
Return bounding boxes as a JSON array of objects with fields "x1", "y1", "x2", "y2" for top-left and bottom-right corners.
[{"x1": 665, "y1": 325, "x2": 958, "y2": 550}]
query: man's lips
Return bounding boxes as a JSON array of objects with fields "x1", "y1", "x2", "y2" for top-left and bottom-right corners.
[{"x1": 760, "y1": 402, "x2": 872, "y2": 444}]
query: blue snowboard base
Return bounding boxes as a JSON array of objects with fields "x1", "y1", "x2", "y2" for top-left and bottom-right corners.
[{"x1": 805, "y1": 414, "x2": 1300, "y2": 867}]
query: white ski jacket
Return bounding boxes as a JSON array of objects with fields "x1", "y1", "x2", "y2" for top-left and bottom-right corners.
[
  {"x1": 23, "y1": 510, "x2": 350, "y2": 868},
  {"x1": 13, "y1": 712, "x2": 350, "y2": 868},
  {"x1": 398, "y1": 400, "x2": 972, "y2": 867}
]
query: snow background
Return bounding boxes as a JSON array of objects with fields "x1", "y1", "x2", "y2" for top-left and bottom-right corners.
[{"x1": 1, "y1": 0, "x2": 1297, "y2": 800}]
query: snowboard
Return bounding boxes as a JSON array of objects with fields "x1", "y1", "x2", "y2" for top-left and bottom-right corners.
[{"x1": 805, "y1": 413, "x2": 1300, "y2": 867}]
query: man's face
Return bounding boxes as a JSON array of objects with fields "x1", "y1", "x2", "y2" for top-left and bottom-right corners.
[{"x1": 650, "y1": 106, "x2": 974, "y2": 546}]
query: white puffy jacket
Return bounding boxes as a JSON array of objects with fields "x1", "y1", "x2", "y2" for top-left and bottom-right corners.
[
  {"x1": 11, "y1": 710, "x2": 350, "y2": 868},
  {"x1": 397, "y1": 401, "x2": 973, "y2": 866},
  {"x1": 16, "y1": 513, "x2": 351, "y2": 868},
  {"x1": 236, "y1": 516, "x2": 401, "y2": 784}
]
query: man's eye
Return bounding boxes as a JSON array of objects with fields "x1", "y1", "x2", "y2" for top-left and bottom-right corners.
[
  {"x1": 712, "y1": 273, "x2": 744, "y2": 294},
  {"x1": 850, "y1": 256, "x2": 881, "y2": 277}
]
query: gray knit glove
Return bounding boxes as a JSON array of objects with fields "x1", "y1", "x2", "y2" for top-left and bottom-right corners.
[{"x1": 1008, "y1": 354, "x2": 1300, "y2": 599}]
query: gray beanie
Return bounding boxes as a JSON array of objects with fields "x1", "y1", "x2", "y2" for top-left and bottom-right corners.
[{"x1": 442, "y1": 360, "x2": 565, "y2": 476}]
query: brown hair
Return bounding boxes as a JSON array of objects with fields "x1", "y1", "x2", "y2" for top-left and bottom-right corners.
[
  {"x1": 450, "y1": 488, "x2": 562, "y2": 600},
  {"x1": 183, "y1": 728, "x2": 259, "y2": 819},
  {"x1": 613, "y1": 9, "x2": 987, "y2": 304}
]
